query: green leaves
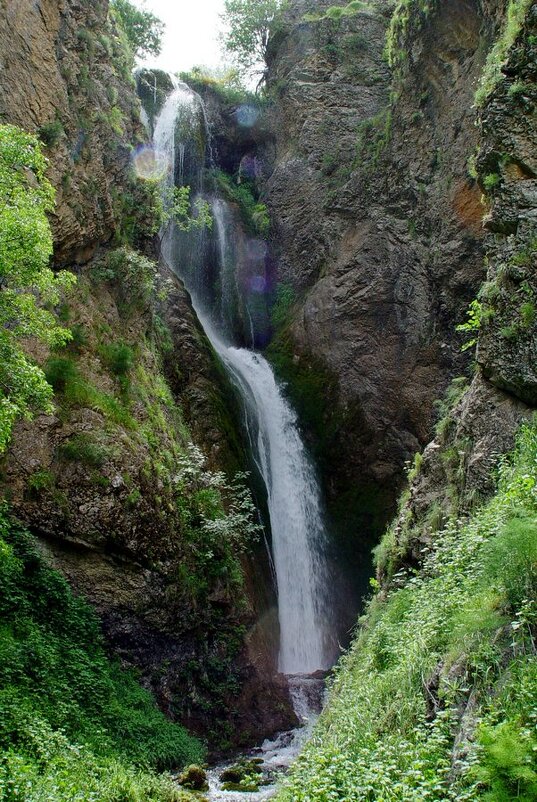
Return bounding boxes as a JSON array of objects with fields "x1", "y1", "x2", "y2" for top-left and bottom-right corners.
[
  {"x1": 110, "y1": 0, "x2": 164, "y2": 59},
  {"x1": 0, "y1": 125, "x2": 76, "y2": 452},
  {"x1": 277, "y1": 420, "x2": 537, "y2": 801},
  {"x1": 221, "y1": 0, "x2": 285, "y2": 76}
]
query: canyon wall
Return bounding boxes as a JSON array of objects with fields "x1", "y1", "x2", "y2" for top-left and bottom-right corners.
[
  {"x1": 0, "y1": 0, "x2": 292, "y2": 750},
  {"x1": 261, "y1": 0, "x2": 507, "y2": 609}
]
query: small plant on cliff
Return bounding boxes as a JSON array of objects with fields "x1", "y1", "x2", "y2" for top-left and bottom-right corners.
[
  {"x1": 110, "y1": 0, "x2": 164, "y2": 59},
  {"x1": 456, "y1": 298, "x2": 494, "y2": 351},
  {"x1": 0, "y1": 124, "x2": 75, "y2": 453}
]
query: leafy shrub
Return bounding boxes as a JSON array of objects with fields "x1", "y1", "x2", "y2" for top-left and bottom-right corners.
[
  {"x1": 0, "y1": 124, "x2": 75, "y2": 453},
  {"x1": 212, "y1": 169, "x2": 269, "y2": 237},
  {"x1": 110, "y1": 0, "x2": 164, "y2": 60},
  {"x1": 44, "y1": 357, "x2": 79, "y2": 392},
  {"x1": 456, "y1": 298, "x2": 495, "y2": 351},
  {"x1": 91, "y1": 247, "x2": 157, "y2": 306}
]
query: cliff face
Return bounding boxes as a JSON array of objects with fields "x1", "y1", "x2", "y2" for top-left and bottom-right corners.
[
  {"x1": 274, "y1": 4, "x2": 537, "y2": 799},
  {"x1": 0, "y1": 0, "x2": 293, "y2": 750},
  {"x1": 387, "y1": 0, "x2": 537, "y2": 577},
  {"x1": 0, "y1": 0, "x2": 142, "y2": 264},
  {"x1": 263, "y1": 0, "x2": 494, "y2": 598}
]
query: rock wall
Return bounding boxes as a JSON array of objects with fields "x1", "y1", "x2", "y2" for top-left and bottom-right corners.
[
  {"x1": 386, "y1": 1, "x2": 537, "y2": 579},
  {"x1": 262, "y1": 0, "x2": 499, "y2": 607},
  {"x1": 0, "y1": 0, "x2": 293, "y2": 750},
  {"x1": 0, "y1": 0, "x2": 143, "y2": 264}
]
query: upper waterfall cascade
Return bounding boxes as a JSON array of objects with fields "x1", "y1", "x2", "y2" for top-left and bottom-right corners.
[{"x1": 151, "y1": 78, "x2": 333, "y2": 674}]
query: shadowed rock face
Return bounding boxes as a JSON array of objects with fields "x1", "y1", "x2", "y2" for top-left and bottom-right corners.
[
  {"x1": 262, "y1": 0, "x2": 493, "y2": 599},
  {"x1": 476, "y1": 6, "x2": 537, "y2": 406}
]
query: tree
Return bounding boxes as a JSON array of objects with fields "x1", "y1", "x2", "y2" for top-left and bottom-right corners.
[
  {"x1": 111, "y1": 0, "x2": 165, "y2": 59},
  {"x1": 0, "y1": 124, "x2": 75, "y2": 452},
  {"x1": 221, "y1": 0, "x2": 285, "y2": 77}
]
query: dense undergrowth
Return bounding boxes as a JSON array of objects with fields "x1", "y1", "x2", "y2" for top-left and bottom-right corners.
[
  {"x1": 0, "y1": 508, "x2": 203, "y2": 802},
  {"x1": 277, "y1": 419, "x2": 537, "y2": 801}
]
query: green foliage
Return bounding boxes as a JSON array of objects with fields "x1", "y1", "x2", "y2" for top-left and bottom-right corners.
[
  {"x1": 59, "y1": 434, "x2": 112, "y2": 468},
  {"x1": 303, "y1": 1, "x2": 371, "y2": 23},
  {"x1": 164, "y1": 186, "x2": 214, "y2": 233},
  {"x1": 475, "y1": 0, "x2": 533, "y2": 106},
  {"x1": 179, "y1": 66, "x2": 256, "y2": 106},
  {"x1": 456, "y1": 298, "x2": 494, "y2": 352},
  {"x1": 354, "y1": 108, "x2": 392, "y2": 169},
  {"x1": 212, "y1": 169, "x2": 269, "y2": 236},
  {"x1": 91, "y1": 247, "x2": 158, "y2": 307},
  {"x1": 277, "y1": 421, "x2": 537, "y2": 802},
  {"x1": 271, "y1": 282, "x2": 296, "y2": 329},
  {"x1": 433, "y1": 376, "x2": 469, "y2": 442},
  {"x1": 100, "y1": 342, "x2": 135, "y2": 377},
  {"x1": 483, "y1": 172, "x2": 501, "y2": 190},
  {"x1": 113, "y1": 176, "x2": 164, "y2": 247},
  {"x1": 44, "y1": 355, "x2": 137, "y2": 429},
  {"x1": 37, "y1": 119, "x2": 65, "y2": 148},
  {"x1": 0, "y1": 125, "x2": 76, "y2": 453},
  {"x1": 27, "y1": 469, "x2": 55, "y2": 494},
  {"x1": 0, "y1": 507, "x2": 204, "y2": 800},
  {"x1": 221, "y1": 0, "x2": 285, "y2": 76},
  {"x1": 520, "y1": 301, "x2": 536, "y2": 329},
  {"x1": 110, "y1": 0, "x2": 165, "y2": 59}
]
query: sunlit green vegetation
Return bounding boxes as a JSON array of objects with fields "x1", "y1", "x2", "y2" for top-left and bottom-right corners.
[
  {"x1": 0, "y1": 125, "x2": 75, "y2": 453},
  {"x1": 475, "y1": 0, "x2": 533, "y2": 105},
  {"x1": 277, "y1": 420, "x2": 537, "y2": 801}
]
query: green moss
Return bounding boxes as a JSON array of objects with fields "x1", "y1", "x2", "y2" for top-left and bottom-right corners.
[{"x1": 475, "y1": 0, "x2": 533, "y2": 105}]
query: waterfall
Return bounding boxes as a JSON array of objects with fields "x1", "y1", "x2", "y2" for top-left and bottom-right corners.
[{"x1": 150, "y1": 80, "x2": 332, "y2": 675}]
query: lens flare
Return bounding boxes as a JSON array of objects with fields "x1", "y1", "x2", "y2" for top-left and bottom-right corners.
[
  {"x1": 132, "y1": 145, "x2": 167, "y2": 180},
  {"x1": 235, "y1": 105, "x2": 260, "y2": 128}
]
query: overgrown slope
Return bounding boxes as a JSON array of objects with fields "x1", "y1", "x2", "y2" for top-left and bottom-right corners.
[
  {"x1": 0, "y1": 508, "x2": 202, "y2": 802},
  {"x1": 278, "y1": 419, "x2": 537, "y2": 800}
]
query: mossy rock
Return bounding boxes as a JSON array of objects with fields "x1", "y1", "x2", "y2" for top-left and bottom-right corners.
[
  {"x1": 219, "y1": 758, "x2": 263, "y2": 791},
  {"x1": 178, "y1": 764, "x2": 209, "y2": 791}
]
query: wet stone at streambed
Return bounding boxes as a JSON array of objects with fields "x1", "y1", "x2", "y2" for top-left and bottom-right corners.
[{"x1": 202, "y1": 675, "x2": 326, "y2": 801}]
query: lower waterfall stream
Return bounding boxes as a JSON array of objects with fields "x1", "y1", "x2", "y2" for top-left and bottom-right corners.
[{"x1": 148, "y1": 77, "x2": 336, "y2": 794}]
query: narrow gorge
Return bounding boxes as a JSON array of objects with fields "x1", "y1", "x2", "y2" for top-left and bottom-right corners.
[{"x1": 0, "y1": 0, "x2": 536, "y2": 801}]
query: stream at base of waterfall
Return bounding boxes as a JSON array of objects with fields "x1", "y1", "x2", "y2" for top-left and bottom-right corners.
[{"x1": 198, "y1": 675, "x2": 325, "y2": 801}]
